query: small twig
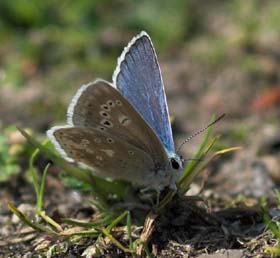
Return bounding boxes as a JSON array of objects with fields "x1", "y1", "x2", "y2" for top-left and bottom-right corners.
[{"x1": 6, "y1": 201, "x2": 58, "y2": 235}]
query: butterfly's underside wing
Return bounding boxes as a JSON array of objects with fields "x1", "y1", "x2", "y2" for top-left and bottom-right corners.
[
  {"x1": 48, "y1": 80, "x2": 169, "y2": 180},
  {"x1": 113, "y1": 31, "x2": 175, "y2": 153},
  {"x1": 49, "y1": 126, "x2": 157, "y2": 185}
]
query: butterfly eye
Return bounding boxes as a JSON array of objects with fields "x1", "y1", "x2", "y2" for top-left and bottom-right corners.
[{"x1": 170, "y1": 158, "x2": 180, "y2": 170}]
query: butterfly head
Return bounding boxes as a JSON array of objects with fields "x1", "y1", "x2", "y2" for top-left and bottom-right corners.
[
  {"x1": 168, "y1": 152, "x2": 184, "y2": 171},
  {"x1": 150, "y1": 152, "x2": 183, "y2": 190}
]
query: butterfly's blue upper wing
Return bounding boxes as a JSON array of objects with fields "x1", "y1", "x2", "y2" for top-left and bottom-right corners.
[{"x1": 112, "y1": 31, "x2": 175, "y2": 152}]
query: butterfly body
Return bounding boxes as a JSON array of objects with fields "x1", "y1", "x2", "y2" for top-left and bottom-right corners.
[{"x1": 47, "y1": 32, "x2": 184, "y2": 190}]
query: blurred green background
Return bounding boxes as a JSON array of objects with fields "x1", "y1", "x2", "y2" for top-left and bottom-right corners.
[
  {"x1": 0, "y1": 0, "x2": 280, "y2": 132},
  {"x1": 0, "y1": 0, "x2": 192, "y2": 126}
]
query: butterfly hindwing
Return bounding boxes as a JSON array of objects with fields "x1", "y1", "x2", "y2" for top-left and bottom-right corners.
[
  {"x1": 48, "y1": 126, "x2": 156, "y2": 185},
  {"x1": 113, "y1": 31, "x2": 175, "y2": 152},
  {"x1": 66, "y1": 79, "x2": 168, "y2": 166}
]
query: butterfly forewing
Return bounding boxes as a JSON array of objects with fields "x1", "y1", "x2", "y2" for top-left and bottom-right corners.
[
  {"x1": 50, "y1": 126, "x2": 155, "y2": 184},
  {"x1": 113, "y1": 31, "x2": 175, "y2": 153},
  {"x1": 67, "y1": 79, "x2": 168, "y2": 166}
]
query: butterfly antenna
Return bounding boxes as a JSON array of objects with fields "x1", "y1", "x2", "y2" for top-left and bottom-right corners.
[{"x1": 177, "y1": 113, "x2": 226, "y2": 152}]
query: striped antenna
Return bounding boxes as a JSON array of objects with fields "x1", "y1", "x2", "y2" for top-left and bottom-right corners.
[{"x1": 176, "y1": 113, "x2": 225, "y2": 152}]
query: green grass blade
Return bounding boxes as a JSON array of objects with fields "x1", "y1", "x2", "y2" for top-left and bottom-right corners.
[
  {"x1": 39, "y1": 210, "x2": 63, "y2": 232},
  {"x1": 262, "y1": 203, "x2": 280, "y2": 239},
  {"x1": 106, "y1": 210, "x2": 128, "y2": 233},
  {"x1": 29, "y1": 148, "x2": 41, "y2": 202},
  {"x1": 143, "y1": 243, "x2": 152, "y2": 258},
  {"x1": 37, "y1": 163, "x2": 50, "y2": 212},
  {"x1": 101, "y1": 227, "x2": 133, "y2": 253},
  {"x1": 180, "y1": 145, "x2": 241, "y2": 194},
  {"x1": 179, "y1": 136, "x2": 219, "y2": 193},
  {"x1": 178, "y1": 115, "x2": 214, "y2": 187},
  {"x1": 7, "y1": 201, "x2": 57, "y2": 234},
  {"x1": 126, "y1": 211, "x2": 133, "y2": 250}
]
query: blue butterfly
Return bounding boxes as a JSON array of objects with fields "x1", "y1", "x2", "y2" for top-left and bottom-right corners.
[{"x1": 47, "y1": 31, "x2": 183, "y2": 190}]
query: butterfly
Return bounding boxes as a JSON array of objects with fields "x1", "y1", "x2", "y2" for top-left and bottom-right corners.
[{"x1": 47, "y1": 31, "x2": 184, "y2": 190}]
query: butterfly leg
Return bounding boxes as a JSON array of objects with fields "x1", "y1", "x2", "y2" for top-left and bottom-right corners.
[{"x1": 139, "y1": 187, "x2": 161, "y2": 208}]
